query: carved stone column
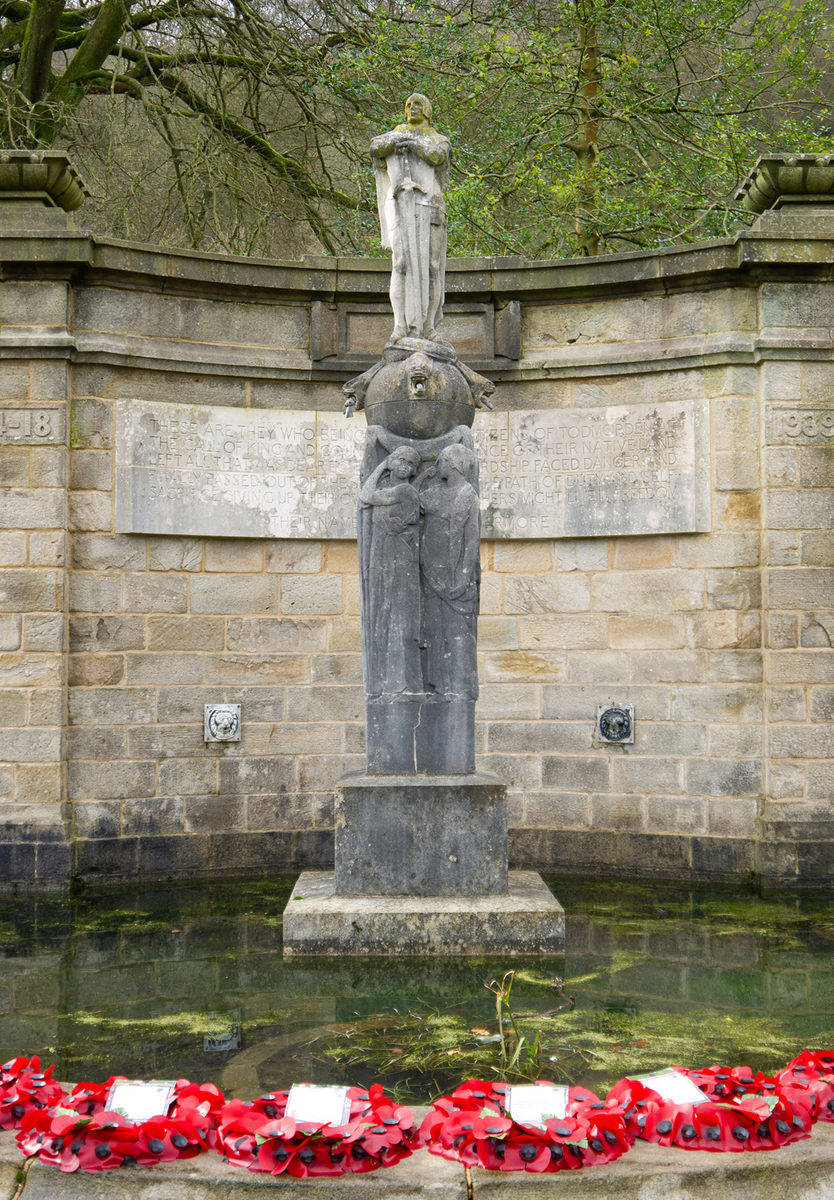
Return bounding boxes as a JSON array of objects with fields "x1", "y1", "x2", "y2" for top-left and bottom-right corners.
[{"x1": 282, "y1": 100, "x2": 564, "y2": 955}]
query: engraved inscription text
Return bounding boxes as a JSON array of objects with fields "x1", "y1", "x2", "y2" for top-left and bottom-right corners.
[{"x1": 116, "y1": 398, "x2": 709, "y2": 539}]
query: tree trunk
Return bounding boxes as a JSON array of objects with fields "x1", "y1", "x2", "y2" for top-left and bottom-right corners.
[
  {"x1": 9, "y1": 0, "x2": 66, "y2": 144},
  {"x1": 575, "y1": 3, "x2": 599, "y2": 256}
]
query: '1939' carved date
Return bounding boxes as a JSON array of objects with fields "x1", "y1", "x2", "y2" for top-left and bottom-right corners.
[{"x1": 780, "y1": 411, "x2": 834, "y2": 439}]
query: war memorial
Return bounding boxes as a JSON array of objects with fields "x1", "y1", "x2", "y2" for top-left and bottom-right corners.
[
  {"x1": 0, "y1": 100, "x2": 832, "y2": 1197},
  {"x1": 0, "y1": 132, "x2": 831, "y2": 899}
]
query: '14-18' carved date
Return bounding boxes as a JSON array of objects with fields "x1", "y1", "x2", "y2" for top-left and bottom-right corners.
[{"x1": 0, "y1": 409, "x2": 59, "y2": 443}]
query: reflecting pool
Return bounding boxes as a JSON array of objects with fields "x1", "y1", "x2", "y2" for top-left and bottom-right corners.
[{"x1": 1, "y1": 876, "x2": 832, "y2": 1104}]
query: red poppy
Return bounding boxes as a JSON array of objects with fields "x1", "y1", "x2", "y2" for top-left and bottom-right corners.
[
  {"x1": 788, "y1": 1050, "x2": 834, "y2": 1079},
  {"x1": 578, "y1": 1110, "x2": 632, "y2": 1163},
  {"x1": 500, "y1": 1139, "x2": 551, "y2": 1172},
  {"x1": 605, "y1": 1078, "x2": 665, "y2": 1141},
  {"x1": 0, "y1": 1061, "x2": 65, "y2": 1129},
  {"x1": 250, "y1": 1090, "x2": 290, "y2": 1121},
  {"x1": 471, "y1": 1112, "x2": 513, "y2": 1140},
  {"x1": 776, "y1": 1063, "x2": 834, "y2": 1123},
  {"x1": 434, "y1": 1110, "x2": 479, "y2": 1164},
  {"x1": 67, "y1": 1081, "x2": 111, "y2": 1117},
  {"x1": 0, "y1": 1057, "x2": 38, "y2": 1083},
  {"x1": 74, "y1": 1115, "x2": 137, "y2": 1171},
  {"x1": 422, "y1": 1079, "x2": 629, "y2": 1174},
  {"x1": 216, "y1": 1104, "x2": 270, "y2": 1168},
  {"x1": 170, "y1": 1082, "x2": 225, "y2": 1148},
  {"x1": 136, "y1": 1116, "x2": 202, "y2": 1162},
  {"x1": 677, "y1": 1064, "x2": 772, "y2": 1101}
]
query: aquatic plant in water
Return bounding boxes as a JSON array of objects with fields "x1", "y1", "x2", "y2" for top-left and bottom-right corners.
[{"x1": 307, "y1": 962, "x2": 834, "y2": 1106}]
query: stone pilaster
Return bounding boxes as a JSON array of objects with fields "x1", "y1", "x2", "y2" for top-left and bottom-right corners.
[{"x1": 0, "y1": 277, "x2": 72, "y2": 886}]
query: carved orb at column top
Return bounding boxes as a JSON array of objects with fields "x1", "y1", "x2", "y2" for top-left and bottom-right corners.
[{"x1": 363, "y1": 352, "x2": 476, "y2": 439}]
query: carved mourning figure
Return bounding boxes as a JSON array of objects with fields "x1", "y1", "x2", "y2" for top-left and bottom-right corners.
[
  {"x1": 371, "y1": 93, "x2": 451, "y2": 343},
  {"x1": 346, "y1": 97, "x2": 496, "y2": 775},
  {"x1": 358, "y1": 444, "x2": 423, "y2": 697},
  {"x1": 419, "y1": 444, "x2": 480, "y2": 701}
]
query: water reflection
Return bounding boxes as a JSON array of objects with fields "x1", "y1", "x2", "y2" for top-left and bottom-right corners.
[{"x1": 0, "y1": 877, "x2": 832, "y2": 1103}]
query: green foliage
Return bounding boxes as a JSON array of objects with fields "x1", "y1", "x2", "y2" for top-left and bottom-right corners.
[
  {"x1": 1, "y1": 0, "x2": 831, "y2": 256},
  {"x1": 325, "y1": 0, "x2": 834, "y2": 256}
]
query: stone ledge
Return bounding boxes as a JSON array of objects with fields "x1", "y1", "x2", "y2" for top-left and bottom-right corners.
[
  {"x1": 1, "y1": 828, "x2": 827, "y2": 891},
  {"x1": 3, "y1": 223, "x2": 834, "y2": 308},
  {"x1": 282, "y1": 869, "x2": 564, "y2": 956},
  {"x1": 7, "y1": 1120, "x2": 834, "y2": 1198},
  {"x1": 2, "y1": 322, "x2": 832, "y2": 384}
]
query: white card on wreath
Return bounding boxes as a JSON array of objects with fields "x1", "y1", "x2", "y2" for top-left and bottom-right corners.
[
  {"x1": 506, "y1": 1084, "x2": 568, "y2": 1128},
  {"x1": 105, "y1": 1080, "x2": 176, "y2": 1123},
  {"x1": 637, "y1": 1070, "x2": 709, "y2": 1106},
  {"x1": 285, "y1": 1084, "x2": 352, "y2": 1126}
]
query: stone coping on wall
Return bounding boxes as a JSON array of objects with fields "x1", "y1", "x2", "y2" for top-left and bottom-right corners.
[
  {"x1": 1, "y1": 218, "x2": 834, "y2": 308},
  {"x1": 0, "y1": 323, "x2": 819, "y2": 386},
  {"x1": 1, "y1": 223, "x2": 834, "y2": 388},
  {"x1": 6, "y1": 1121, "x2": 834, "y2": 1198}
]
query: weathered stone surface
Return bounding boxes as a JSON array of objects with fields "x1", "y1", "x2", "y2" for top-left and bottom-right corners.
[
  {"x1": 0, "y1": 405, "x2": 65, "y2": 446},
  {"x1": 335, "y1": 772, "x2": 507, "y2": 896},
  {"x1": 34, "y1": 529, "x2": 71, "y2": 582},
  {"x1": 115, "y1": 398, "x2": 710, "y2": 540},
  {"x1": 284, "y1": 869, "x2": 563, "y2": 955},
  {"x1": 359, "y1": 432, "x2": 480, "y2": 774},
  {"x1": 14, "y1": 1122, "x2": 834, "y2": 1199}
]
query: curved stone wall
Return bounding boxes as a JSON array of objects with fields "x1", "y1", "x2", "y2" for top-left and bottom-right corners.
[{"x1": 0, "y1": 204, "x2": 831, "y2": 888}]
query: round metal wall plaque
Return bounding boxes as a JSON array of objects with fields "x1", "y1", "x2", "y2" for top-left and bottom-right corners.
[{"x1": 597, "y1": 705, "x2": 634, "y2": 744}]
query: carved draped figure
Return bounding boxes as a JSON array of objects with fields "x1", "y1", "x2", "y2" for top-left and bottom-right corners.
[
  {"x1": 370, "y1": 95, "x2": 451, "y2": 342},
  {"x1": 419, "y1": 468, "x2": 480, "y2": 701},
  {"x1": 359, "y1": 477, "x2": 423, "y2": 697}
]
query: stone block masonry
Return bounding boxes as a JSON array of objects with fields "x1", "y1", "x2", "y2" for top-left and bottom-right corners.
[
  {"x1": 0, "y1": 281, "x2": 71, "y2": 888},
  {"x1": 0, "y1": 216, "x2": 831, "y2": 889}
]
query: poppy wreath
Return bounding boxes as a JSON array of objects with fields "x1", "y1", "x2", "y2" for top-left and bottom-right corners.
[
  {"x1": 16, "y1": 1075, "x2": 227, "y2": 1172},
  {"x1": 607, "y1": 1073, "x2": 813, "y2": 1152},
  {"x1": 675, "y1": 1062, "x2": 818, "y2": 1126},
  {"x1": 774, "y1": 1051, "x2": 834, "y2": 1123},
  {"x1": 420, "y1": 1079, "x2": 630, "y2": 1173},
  {"x1": 64, "y1": 1076, "x2": 225, "y2": 1146},
  {"x1": 0, "y1": 1056, "x2": 64, "y2": 1129},
  {"x1": 216, "y1": 1082, "x2": 424, "y2": 1177}
]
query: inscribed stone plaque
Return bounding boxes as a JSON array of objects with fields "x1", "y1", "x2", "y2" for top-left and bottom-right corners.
[
  {"x1": 0, "y1": 405, "x2": 65, "y2": 444},
  {"x1": 765, "y1": 403, "x2": 834, "y2": 445},
  {"x1": 116, "y1": 398, "x2": 709, "y2": 539},
  {"x1": 475, "y1": 400, "x2": 710, "y2": 538},
  {"x1": 116, "y1": 401, "x2": 364, "y2": 538}
]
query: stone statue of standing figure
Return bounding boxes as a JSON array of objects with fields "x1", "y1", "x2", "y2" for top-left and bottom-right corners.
[
  {"x1": 347, "y1": 96, "x2": 496, "y2": 776},
  {"x1": 371, "y1": 93, "x2": 451, "y2": 344}
]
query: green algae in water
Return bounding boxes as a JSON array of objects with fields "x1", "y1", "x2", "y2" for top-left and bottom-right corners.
[{"x1": 1, "y1": 875, "x2": 833, "y2": 1104}]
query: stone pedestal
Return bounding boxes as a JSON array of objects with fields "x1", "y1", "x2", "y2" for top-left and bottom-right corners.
[
  {"x1": 281, "y1": 770, "x2": 565, "y2": 957},
  {"x1": 282, "y1": 869, "x2": 565, "y2": 956},
  {"x1": 335, "y1": 772, "x2": 507, "y2": 896}
]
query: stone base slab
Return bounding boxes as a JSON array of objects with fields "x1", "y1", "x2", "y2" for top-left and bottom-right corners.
[
  {"x1": 336, "y1": 772, "x2": 507, "y2": 897},
  {"x1": 11, "y1": 1118, "x2": 834, "y2": 1198},
  {"x1": 282, "y1": 869, "x2": 564, "y2": 956}
]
